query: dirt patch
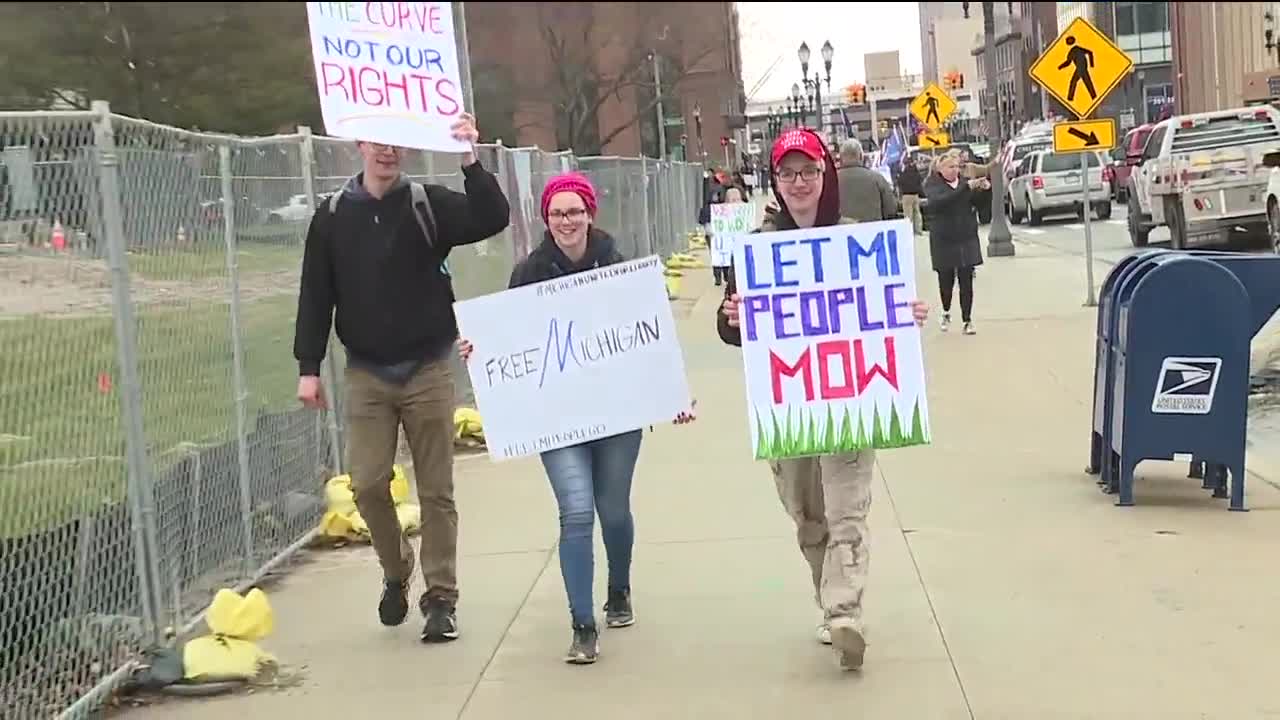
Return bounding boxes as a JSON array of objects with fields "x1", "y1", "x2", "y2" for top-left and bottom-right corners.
[{"x1": 0, "y1": 253, "x2": 298, "y2": 318}]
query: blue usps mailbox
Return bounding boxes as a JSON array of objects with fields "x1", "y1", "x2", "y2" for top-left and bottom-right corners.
[{"x1": 1107, "y1": 253, "x2": 1252, "y2": 510}]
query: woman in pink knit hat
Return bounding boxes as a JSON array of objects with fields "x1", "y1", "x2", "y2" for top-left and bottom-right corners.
[{"x1": 458, "y1": 171, "x2": 696, "y2": 665}]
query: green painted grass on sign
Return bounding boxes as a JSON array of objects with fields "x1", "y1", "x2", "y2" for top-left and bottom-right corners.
[{"x1": 753, "y1": 398, "x2": 929, "y2": 460}]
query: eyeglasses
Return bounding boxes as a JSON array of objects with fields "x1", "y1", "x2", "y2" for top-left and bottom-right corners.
[
  {"x1": 548, "y1": 208, "x2": 588, "y2": 221},
  {"x1": 775, "y1": 166, "x2": 822, "y2": 183}
]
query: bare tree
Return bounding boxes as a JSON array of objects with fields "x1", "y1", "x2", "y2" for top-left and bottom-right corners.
[{"x1": 528, "y1": 2, "x2": 716, "y2": 155}]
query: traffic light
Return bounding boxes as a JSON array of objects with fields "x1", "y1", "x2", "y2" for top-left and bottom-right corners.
[
  {"x1": 720, "y1": 136, "x2": 729, "y2": 147},
  {"x1": 955, "y1": 73, "x2": 964, "y2": 89}
]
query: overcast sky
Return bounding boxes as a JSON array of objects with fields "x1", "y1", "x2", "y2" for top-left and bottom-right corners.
[{"x1": 738, "y1": 2, "x2": 923, "y2": 104}]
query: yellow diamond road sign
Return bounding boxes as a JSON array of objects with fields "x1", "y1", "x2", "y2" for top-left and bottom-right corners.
[
  {"x1": 1029, "y1": 16, "x2": 1134, "y2": 119},
  {"x1": 910, "y1": 82, "x2": 956, "y2": 131},
  {"x1": 1052, "y1": 118, "x2": 1117, "y2": 153},
  {"x1": 917, "y1": 131, "x2": 951, "y2": 149}
]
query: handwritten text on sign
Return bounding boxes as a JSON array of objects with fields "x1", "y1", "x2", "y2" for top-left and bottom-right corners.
[
  {"x1": 710, "y1": 203, "x2": 754, "y2": 267},
  {"x1": 454, "y1": 257, "x2": 692, "y2": 461},
  {"x1": 734, "y1": 220, "x2": 931, "y2": 460},
  {"x1": 306, "y1": 2, "x2": 469, "y2": 152}
]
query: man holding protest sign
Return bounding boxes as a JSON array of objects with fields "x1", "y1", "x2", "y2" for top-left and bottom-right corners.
[
  {"x1": 716, "y1": 128, "x2": 930, "y2": 672},
  {"x1": 293, "y1": 112, "x2": 510, "y2": 645}
]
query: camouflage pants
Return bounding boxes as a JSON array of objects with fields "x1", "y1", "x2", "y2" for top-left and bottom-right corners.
[{"x1": 770, "y1": 451, "x2": 875, "y2": 630}]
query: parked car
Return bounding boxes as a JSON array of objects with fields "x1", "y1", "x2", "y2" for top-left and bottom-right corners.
[
  {"x1": 1005, "y1": 149, "x2": 1112, "y2": 225},
  {"x1": 1108, "y1": 123, "x2": 1154, "y2": 204}
]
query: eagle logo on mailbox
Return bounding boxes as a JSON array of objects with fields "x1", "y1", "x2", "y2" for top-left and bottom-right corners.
[{"x1": 1151, "y1": 357, "x2": 1221, "y2": 415}]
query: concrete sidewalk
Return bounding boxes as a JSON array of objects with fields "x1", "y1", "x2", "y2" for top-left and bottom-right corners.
[{"x1": 130, "y1": 235, "x2": 1280, "y2": 719}]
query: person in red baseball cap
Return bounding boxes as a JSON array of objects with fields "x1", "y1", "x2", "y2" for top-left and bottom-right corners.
[{"x1": 714, "y1": 127, "x2": 930, "y2": 673}]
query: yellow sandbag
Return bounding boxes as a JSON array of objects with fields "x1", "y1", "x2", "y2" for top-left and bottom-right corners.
[
  {"x1": 318, "y1": 509, "x2": 360, "y2": 540},
  {"x1": 665, "y1": 274, "x2": 681, "y2": 299},
  {"x1": 324, "y1": 475, "x2": 356, "y2": 516},
  {"x1": 208, "y1": 587, "x2": 273, "y2": 640},
  {"x1": 453, "y1": 407, "x2": 484, "y2": 441},
  {"x1": 183, "y1": 588, "x2": 277, "y2": 683},
  {"x1": 389, "y1": 464, "x2": 411, "y2": 505},
  {"x1": 397, "y1": 502, "x2": 421, "y2": 534}
]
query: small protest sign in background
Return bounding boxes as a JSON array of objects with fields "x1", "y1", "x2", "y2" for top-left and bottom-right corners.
[
  {"x1": 710, "y1": 203, "x2": 754, "y2": 267},
  {"x1": 454, "y1": 257, "x2": 692, "y2": 461},
  {"x1": 305, "y1": 2, "x2": 470, "y2": 153},
  {"x1": 733, "y1": 220, "x2": 931, "y2": 460}
]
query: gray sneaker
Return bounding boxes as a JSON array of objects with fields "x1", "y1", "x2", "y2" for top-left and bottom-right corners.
[
  {"x1": 565, "y1": 623, "x2": 600, "y2": 664},
  {"x1": 940, "y1": 313, "x2": 951, "y2": 332},
  {"x1": 829, "y1": 620, "x2": 867, "y2": 671}
]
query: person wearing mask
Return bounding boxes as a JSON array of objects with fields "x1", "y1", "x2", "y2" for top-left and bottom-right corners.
[
  {"x1": 897, "y1": 156, "x2": 925, "y2": 235},
  {"x1": 293, "y1": 114, "x2": 512, "y2": 644},
  {"x1": 923, "y1": 149, "x2": 987, "y2": 335},
  {"x1": 457, "y1": 172, "x2": 697, "y2": 666},
  {"x1": 716, "y1": 128, "x2": 930, "y2": 672},
  {"x1": 836, "y1": 139, "x2": 897, "y2": 224}
]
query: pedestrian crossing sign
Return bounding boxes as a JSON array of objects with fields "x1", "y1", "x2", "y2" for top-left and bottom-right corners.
[
  {"x1": 1029, "y1": 16, "x2": 1134, "y2": 120},
  {"x1": 909, "y1": 83, "x2": 956, "y2": 132}
]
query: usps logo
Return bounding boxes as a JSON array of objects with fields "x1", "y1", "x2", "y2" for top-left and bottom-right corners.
[{"x1": 1151, "y1": 357, "x2": 1221, "y2": 415}]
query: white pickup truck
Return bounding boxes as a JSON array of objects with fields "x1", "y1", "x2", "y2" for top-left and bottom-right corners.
[{"x1": 1126, "y1": 105, "x2": 1280, "y2": 248}]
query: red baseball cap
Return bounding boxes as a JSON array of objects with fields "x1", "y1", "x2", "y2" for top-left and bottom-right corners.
[{"x1": 771, "y1": 128, "x2": 826, "y2": 169}]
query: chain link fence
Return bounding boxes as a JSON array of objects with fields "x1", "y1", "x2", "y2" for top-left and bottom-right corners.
[{"x1": 0, "y1": 101, "x2": 703, "y2": 718}]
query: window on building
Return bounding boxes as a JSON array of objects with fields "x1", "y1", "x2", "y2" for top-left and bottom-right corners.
[{"x1": 1115, "y1": 1, "x2": 1171, "y2": 65}]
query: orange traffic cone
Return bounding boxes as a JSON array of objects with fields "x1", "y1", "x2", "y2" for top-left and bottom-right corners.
[{"x1": 51, "y1": 219, "x2": 66, "y2": 251}]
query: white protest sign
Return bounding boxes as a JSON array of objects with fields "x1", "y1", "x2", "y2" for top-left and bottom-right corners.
[
  {"x1": 454, "y1": 256, "x2": 692, "y2": 461},
  {"x1": 733, "y1": 219, "x2": 931, "y2": 460},
  {"x1": 710, "y1": 203, "x2": 754, "y2": 267},
  {"x1": 305, "y1": 1, "x2": 470, "y2": 153}
]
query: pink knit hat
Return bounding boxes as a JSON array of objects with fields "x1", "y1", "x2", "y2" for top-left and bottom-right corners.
[{"x1": 541, "y1": 172, "x2": 598, "y2": 222}]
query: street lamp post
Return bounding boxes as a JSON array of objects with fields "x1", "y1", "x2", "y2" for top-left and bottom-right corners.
[
  {"x1": 963, "y1": 1, "x2": 1016, "y2": 258},
  {"x1": 798, "y1": 41, "x2": 834, "y2": 137}
]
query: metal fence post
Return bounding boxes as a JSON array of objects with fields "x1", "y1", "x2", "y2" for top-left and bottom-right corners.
[
  {"x1": 219, "y1": 143, "x2": 256, "y2": 574},
  {"x1": 640, "y1": 157, "x2": 653, "y2": 256},
  {"x1": 297, "y1": 126, "x2": 345, "y2": 474},
  {"x1": 92, "y1": 100, "x2": 164, "y2": 643}
]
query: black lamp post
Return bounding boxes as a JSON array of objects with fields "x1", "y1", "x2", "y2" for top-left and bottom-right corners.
[
  {"x1": 798, "y1": 40, "x2": 834, "y2": 137},
  {"x1": 963, "y1": 0, "x2": 1015, "y2": 258}
]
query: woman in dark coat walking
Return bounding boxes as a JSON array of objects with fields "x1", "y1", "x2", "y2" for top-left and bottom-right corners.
[{"x1": 923, "y1": 149, "x2": 989, "y2": 335}]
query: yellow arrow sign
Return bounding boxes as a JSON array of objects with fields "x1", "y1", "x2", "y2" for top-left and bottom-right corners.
[
  {"x1": 917, "y1": 131, "x2": 951, "y2": 149},
  {"x1": 1052, "y1": 118, "x2": 1117, "y2": 153},
  {"x1": 909, "y1": 82, "x2": 957, "y2": 131},
  {"x1": 1029, "y1": 16, "x2": 1134, "y2": 120}
]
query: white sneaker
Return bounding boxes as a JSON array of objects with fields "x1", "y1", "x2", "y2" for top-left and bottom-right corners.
[
  {"x1": 816, "y1": 623, "x2": 832, "y2": 645},
  {"x1": 963, "y1": 321, "x2": 976, "y2": 335},
  {"x1": 940, "y1": 313, "x2": 951, "y2": 332}
]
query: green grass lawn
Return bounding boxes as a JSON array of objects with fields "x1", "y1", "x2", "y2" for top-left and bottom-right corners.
[
  {"x1": 0, "y1": 293, "x2": 303, "y2": 538},
  {"x1": 127, "y1": 229, "x2": 304, "y2": 282}
]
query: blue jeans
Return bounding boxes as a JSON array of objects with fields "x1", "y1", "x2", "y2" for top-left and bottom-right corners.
[{"x1": 540, "y1": 429, "x2": 644, "y2": 626}]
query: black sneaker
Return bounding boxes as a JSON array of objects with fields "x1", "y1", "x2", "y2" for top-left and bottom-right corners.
[
  {"x1": 604, "y1": 588, "x2": 635, "y2": 628},
  {"x1": 419, "y1": 594, "x2": 459, "y2": 643},
  {"x1": 378, "y1": 578, "x2": 411, "y2": 627},
  {"x1": 565, "y1": 623, "x2": 599, "y2": 664}
]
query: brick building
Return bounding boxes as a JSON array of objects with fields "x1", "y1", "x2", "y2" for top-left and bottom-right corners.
[{"x1": 465, "y1": 1, "x2": 746, "y2": 162}]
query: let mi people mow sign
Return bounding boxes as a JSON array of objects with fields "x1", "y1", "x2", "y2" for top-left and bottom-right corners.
[
  {"x1": 454, "y1": 257, "x2": 692, "y2": 461},
  {"x1": 306, "y1": 2, "x2": 470, "y2": 153},
  {"x1": 734, "y1": 220, "x2": 932, "y2": 460}
]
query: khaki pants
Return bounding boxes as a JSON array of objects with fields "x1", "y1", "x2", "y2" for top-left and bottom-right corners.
[
  {"x1": 902, "y1": 194, "x2": 922, "y2": 235},
  {"x1": 770, "y1": 451, "x2": 874, "y2": 630},
  {"x1": 345, "y1": 358, "x2": 458, "y2": 602}
]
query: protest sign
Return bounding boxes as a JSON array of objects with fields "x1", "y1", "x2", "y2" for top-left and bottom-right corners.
[
  {"x1": 305, "y1": 2, "x2": 469, "y2": 153},
  {"x1": 733, "y1": 219, "x2": 931, "y2": 460},
  {"x1": 454, "y1": 256, "x2": 692, "y2": 461},
  {"x1": 710, "y1": 203, "x2": 754, "y2": 267}
]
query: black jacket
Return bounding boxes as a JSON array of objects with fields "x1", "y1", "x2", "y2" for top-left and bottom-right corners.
[
  {"x1": 509, "y1": 227, "x2": 625, "y2": 288},
  {"x1": 897, "y1": 164, "x2": 924, "y2": 195},
  {"x1": 293, "y1": 162, "x2": 511, "y2": 378},
  {"x1": 923, "y1": 173, "x2": 984, "y2": 272}
]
